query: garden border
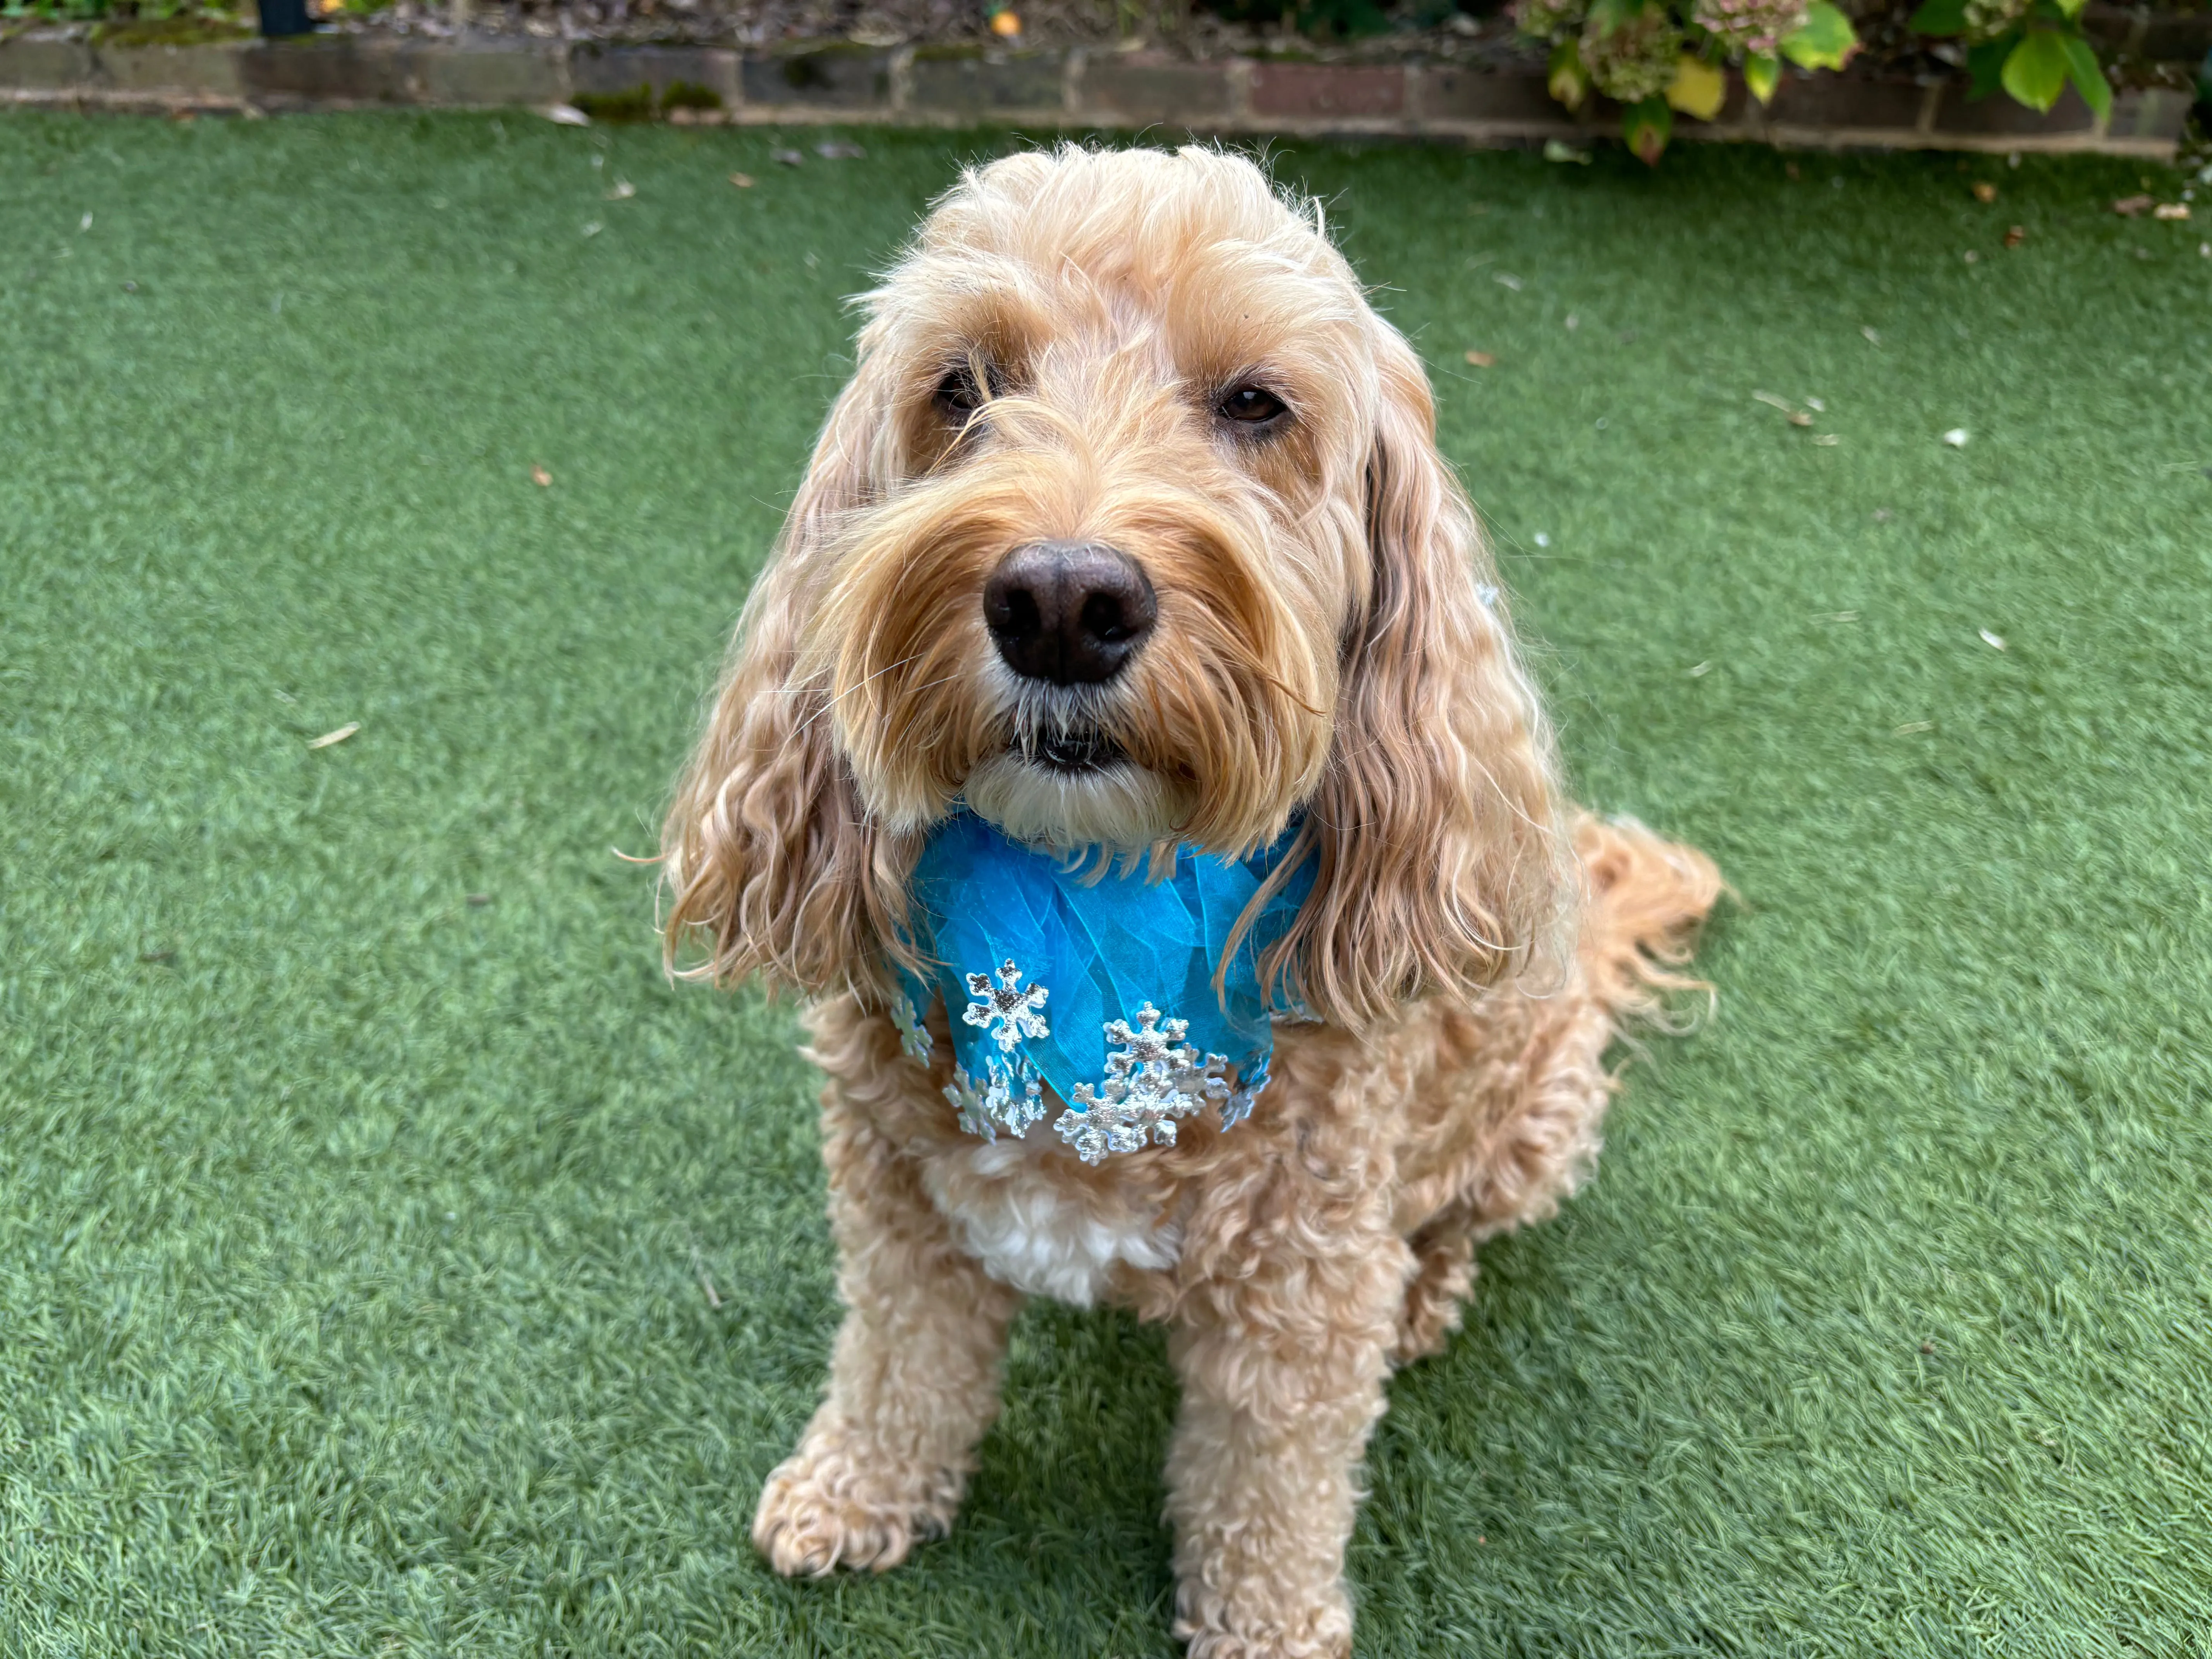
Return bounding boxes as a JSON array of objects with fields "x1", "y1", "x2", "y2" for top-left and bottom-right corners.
[{"x1": 0, "y1": 29, "x2": 2193, "y2": 158}]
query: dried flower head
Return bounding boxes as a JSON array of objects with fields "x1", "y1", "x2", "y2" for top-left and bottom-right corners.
[
  {"x1": 1581, "y1": 1, "x2": 1685, "y2": 103},
  {"x1": 1692, "y1": 0, "x2": 1808, "y2": 57},
  {"x1": 1513, "y1": 0, "x2": 1593, "y2": 40},
  {"x1": 1962, "y1": 0, "x2": 2030, "y2": 38}
]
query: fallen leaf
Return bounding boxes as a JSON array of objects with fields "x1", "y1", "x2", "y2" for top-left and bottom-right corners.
[
  {"x1": 1861, "y1": 325, "x2": 1881, "y2": 345},
  {"x1": 1979, "y1": 629, "x2": 2006, "y2": 650},
  {"x1": 1688, "y1": 661, "x2": 1711, "y2": 677},
  {"x1": 1893, "y1": 721, "x2": 1934, "y2": 735},
  {"x1": 1788, "y1": 410, "x2": 1813, "y2": 427},
  {"x1": 605, "y1": 179, "x2": 635, "y2": 201},
  {"x1": 581, "y1": 221, "x2": 602, "y2": 237},
  {"x1": 816, "y1": 141, "x2": 866, "y2": 160},
  {"x1": 1532, "y1": 532, "x2": 1551, "y2": 548},
  {"x1": 2154, "y1": 203, "x2": 2190, "y2": 221},
  {"x1": 308, "y1": 723, "x2": 360, "y2": 750},
  {"x1": 1873, "y1": 508, "x2": 1892, "y2": 521},
  {"x1": 1942, "y1": 428, "x2": 1969, "y2": 447},
  {"x1": 79, "y1": 212, "x2": 93, "y2": 232},
  {"x1": 1814, "y1": 610, "x2": 1860, "y2": 624},
  {"x1": 1542, "y1": 138, "x2": 1592, "y2": 165},
  {"x1": 1493, "y1": 273, "x2": 1523, "y2": 291},
  {"x1": 1565, "y1": 313, "x2": 1579, "y2": 330},
  {"x1": 1813, "y1": 433, "x2": 1840, "y2": 445},
  {"x1": 1963, "y1": 249, "x2": 1979, "y2": 263},
  {"x1": 544, "y1": 103, "x2": 591, "y2": 127},
  {"x1": 772, "y1": 148, "x2": 804, "y2": 167},
  {"x1": 1464, "y1": 350, "x2": 1495, "y2": 368},
  {"x1": 532, "y1": 465, "x2": 552, "y2": 486},
  {"x1": 2004, "y1": 225, "x2": 2024, "y2": 248},
  {"x1": 729, "y1": 172, "x2": 755, "y2": 188},
  {"x1": 139, "y1": 947, "x2": 176, "y2": 963},
  {"x1": 1805, "y1": 396, "x2": 1826, "y2": 412},
  {"x1": 466, "y1": 893, "x2": 492, "y2": 907},
  {"x1": 1751, "y1": 390, "x2": 1795, "y2": 412},
  {"x1": 2112, "y1": 194, "x2": 2153, "y2": 217},
  {"x1": 1971, "y1": 181, "x2": 1997, "y2": 203}
]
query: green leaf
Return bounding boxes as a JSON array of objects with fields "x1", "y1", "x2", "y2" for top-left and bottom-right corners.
[
  {"x1": 1548, "y1": 38, "x2": 1591, "y2": 112},
  {"x1": 2061, "y1": 32, "x2": 2112, "y2": 115},
  {"x1": 1744, "y1": 51, "x2": 1781, "y2": 105},
  {"x1": 1965, "y1": 33, "x2": 2015, "y2": 98},
  {"x1": 2001, "y1": 27, "x2": 2070, "y2": 112},
  {"x1": 1780, "y1": 1, "x2": 1858, "y2": 72},
  {"x1": 2049, "y1": 0, "x2": 2088, "y2": 18},
  {"x1": 1908, "y1": 0, "x2": 1970, "y2": 38},
  {"x1": 1623, "y1": 94, "x2": 1674, "y2": 166}
]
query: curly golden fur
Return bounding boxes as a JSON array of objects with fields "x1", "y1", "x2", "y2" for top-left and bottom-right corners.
[{"x1": 663, "y1": 144, "x2": 1721, "y2": 1658}]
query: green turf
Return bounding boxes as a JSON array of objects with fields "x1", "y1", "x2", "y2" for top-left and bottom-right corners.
[{"x1": 3, "y1": 110, "x2": 2209, "y2": 1658}]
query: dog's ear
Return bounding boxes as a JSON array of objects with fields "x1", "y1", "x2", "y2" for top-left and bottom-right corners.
[
  {"x1": 660, "y1": 373, "x2": 912, "y2": 995},
  {"x1": 1274, "y1": 332, "x2": 1568, "y2": 1030}
]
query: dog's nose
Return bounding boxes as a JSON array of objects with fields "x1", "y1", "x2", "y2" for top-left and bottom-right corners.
[{"x1": 983, "y1": 541, "x2": 1157, "y2": 686}]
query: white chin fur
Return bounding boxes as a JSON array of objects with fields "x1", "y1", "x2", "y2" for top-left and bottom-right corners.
[{"x1": 962, "y1": 752, "x2": 1185, "y2": 852}]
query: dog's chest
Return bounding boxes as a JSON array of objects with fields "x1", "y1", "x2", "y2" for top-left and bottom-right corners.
[{"x1": 921, "y1": 1134, "x2": 1179, "y2": 1307}]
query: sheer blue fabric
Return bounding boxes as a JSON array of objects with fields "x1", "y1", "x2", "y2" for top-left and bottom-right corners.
[{"x1": 889, "y1": 812, "x2": 1314, "y2": 1163}]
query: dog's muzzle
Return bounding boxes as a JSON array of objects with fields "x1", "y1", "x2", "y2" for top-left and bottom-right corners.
[{"x1": 983, "y1": 541, "x2": 1156, "y2": 687}]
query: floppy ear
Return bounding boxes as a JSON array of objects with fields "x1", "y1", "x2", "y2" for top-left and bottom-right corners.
[
  {"x1": 1272, "y1": 332, "x2": 1570, "y2": 1030},
  {"x1": 660, "y1": 371, "x2": 914, "y2": 995}
]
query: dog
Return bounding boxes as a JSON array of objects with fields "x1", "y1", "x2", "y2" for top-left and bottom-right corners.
[{"x1": 661, "y1": 144, "x2": 1720, "y2": 1659}]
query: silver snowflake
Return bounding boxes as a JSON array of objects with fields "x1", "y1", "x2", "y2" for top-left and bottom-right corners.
[
  {"x1": 1218, "y1": 1072, "x2": 1267, "y2": 1132},
  {"x1": 888, "y1": 991, "x2": 933, "y2": 1064},
  {"x1": 962, "y1": 958, "x2": 1049, "y2": 1053},
  {"x1": 1056, "y1": 1003, "x2": 1230, "y2": 1165},
  {"x1": 944, "y1": 1056, "x2": 1047, "y2": 1142}
]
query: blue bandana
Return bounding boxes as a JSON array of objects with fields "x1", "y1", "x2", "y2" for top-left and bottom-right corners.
[{"x1": 890, "y1": 813, "x2": 1315, "y2": 1164}]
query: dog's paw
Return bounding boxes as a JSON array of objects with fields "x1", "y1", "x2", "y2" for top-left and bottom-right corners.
[
  {"x1": 1175, "y1": 1581, "x2": 1353, "y2": 1659},
  {"x1": 750, "y1": 1435, "x2": 958, "y2": 1577}
]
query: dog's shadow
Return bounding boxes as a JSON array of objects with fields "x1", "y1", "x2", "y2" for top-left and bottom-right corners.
[{"x1": 954, "y1": 1300, "x2": 1183, "y2": 1624}]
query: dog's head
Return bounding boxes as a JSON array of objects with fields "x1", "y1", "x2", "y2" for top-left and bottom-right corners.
[{"x1": 665, "y1": 145, "x2": 1566, "y2": 1029}]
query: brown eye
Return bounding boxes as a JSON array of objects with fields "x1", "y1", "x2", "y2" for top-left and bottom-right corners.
[
  {"x1": 933, "y1": 364, "x2": 986, "y2": 422},
  {"x1": 1218, "y1": 384, "x2": 1288, "y2": 428}
]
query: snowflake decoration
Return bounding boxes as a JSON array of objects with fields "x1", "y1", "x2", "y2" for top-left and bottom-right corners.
[
  {"x1": 1218, "y1": 1054, "x2": 1270, "y2": 1132},
  {"x1": 962, "y1": 958, "x2": 1049, "y2": 1054},
  {"x1": 888, "y1": 991, "x2": 933, "y2": 1064},
  {"x1": 943, "y1": 1056, "x2": 1047, "y2": 1142},
  {"x1": 943, "y1": 1066, "x2": 995, "y2": 1142},
  {"x1": 1056, "y1": 1003, "x2": 1231, "y2": 1165}
]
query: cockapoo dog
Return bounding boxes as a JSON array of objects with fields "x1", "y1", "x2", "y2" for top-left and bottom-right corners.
[{"x1": 662, "y1": 144, "x2": 1720, "y2": 1658}]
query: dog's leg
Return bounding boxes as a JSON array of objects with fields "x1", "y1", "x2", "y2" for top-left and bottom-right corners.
[
  {"x1": 753, "y1": 1009, "x2": 1021, "y2": 1576},
  {"x1": 1161, "y1": 1147, "x2": 1410, "y2": 1659}
]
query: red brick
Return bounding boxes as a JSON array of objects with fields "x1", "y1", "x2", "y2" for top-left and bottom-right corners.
[{"x1": 1249, "y1": 62, "x2": 1404, "y2": 122}]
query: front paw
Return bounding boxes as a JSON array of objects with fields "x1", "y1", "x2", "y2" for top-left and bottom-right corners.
[
  {"x1": 1175, "y1": 1578, "x2": 1353, "y2": 1659},
  {"x1": 750, "y1": 1431, "x2": 960, "y2": 1577}
]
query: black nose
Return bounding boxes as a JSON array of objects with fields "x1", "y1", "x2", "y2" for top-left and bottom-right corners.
[{"x1": 982, "y1": 541, "x2": 1157, "y2": 686}]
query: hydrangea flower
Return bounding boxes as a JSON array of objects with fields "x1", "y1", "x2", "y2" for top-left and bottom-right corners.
[
  {"x1": 1692, "y1": 0, "x2": 1808, "y2": 57},
  {"x1": 1513, "y1": 0, "x2": 1592, "y2": 40},
  {"x1": 1582, "y1": 2, "x2": 1685, "y2": 103},
  {"x1": 1962, "y1": 0, "x2": 2030, "y2": 40}
]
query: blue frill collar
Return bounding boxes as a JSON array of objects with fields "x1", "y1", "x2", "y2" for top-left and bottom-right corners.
[{"x1": 890, "y1": 813, "x2": 1313, "y2": 1163}]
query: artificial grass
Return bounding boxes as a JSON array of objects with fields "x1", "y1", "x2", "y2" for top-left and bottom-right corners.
[{"x1": 3, "y1": 109, "x2": 2209, "y2": 1658}]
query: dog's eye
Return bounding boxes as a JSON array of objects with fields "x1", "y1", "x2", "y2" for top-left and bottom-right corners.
[
  {"x1": 933, "y1": 365, "x2": 986, "y2": 422},
  {"x1": 1218, "y1": 385, "x2": 1288, "y2": 428}
]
